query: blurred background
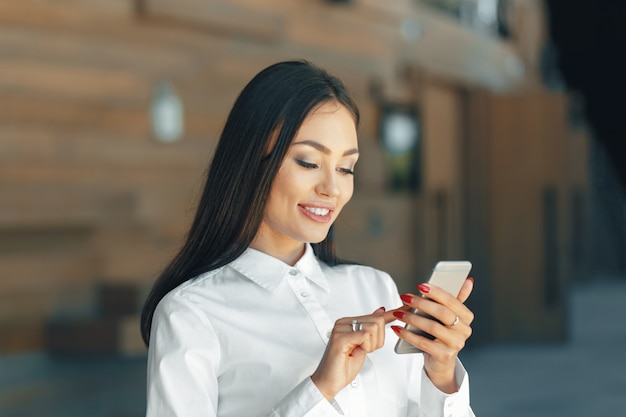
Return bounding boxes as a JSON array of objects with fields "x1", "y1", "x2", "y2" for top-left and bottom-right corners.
[{"x1": 1, "y1": 0, "x2": 624, "y2": 416}]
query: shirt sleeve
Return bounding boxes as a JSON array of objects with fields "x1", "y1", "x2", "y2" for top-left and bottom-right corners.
[
  {"x1": 267, "y1": 377, "x2": 344, "y2": 417},
  {"x1": 409, "y1": 357, "x2": 476, "y2": 417},
  {"x1": 146, "y1": 293, "x2": 221, "y2": 417},
  {"x1": 146, "y1": 293, "x2": 344, "y2": 417}
]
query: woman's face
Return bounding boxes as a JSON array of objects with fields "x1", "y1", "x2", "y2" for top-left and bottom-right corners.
[{"x1": 252, "y1": 101, "x2": 359, "y2": 261}]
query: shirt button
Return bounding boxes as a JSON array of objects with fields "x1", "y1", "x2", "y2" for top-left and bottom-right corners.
[
  {"x1": 350, "y1": 380, "x2": 358, "y2": 387},
  {"x1": 289, "y1": 269, "x2": 298, "y2": 275},
  {"x1": 299, "y1": 291, "x2": 309, "y2": 298}
]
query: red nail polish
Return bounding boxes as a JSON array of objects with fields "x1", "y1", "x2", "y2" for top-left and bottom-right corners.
[
  {"x1": 393, "y1": 311, "x2": 404, "y2": 320},
  {"x1": 391, "y1": 325, "x2": 403, "y2": 334},
  {"x1": 467, "y1": 277, "x2": 474, "y2": 284},
  {"x1": 418, "y1": 283, "x2": 430, "y2": 294},
  {"x1": 378, "y1": 306, "x2": 386, "y2": 312},
  {"x1": 400, "y1": 294, "x2": 413, "y2": 304}
]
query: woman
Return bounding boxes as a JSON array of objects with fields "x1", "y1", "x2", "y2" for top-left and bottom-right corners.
[{"x1": 142, "y1": 60, "x2": 475, "y2": 417}]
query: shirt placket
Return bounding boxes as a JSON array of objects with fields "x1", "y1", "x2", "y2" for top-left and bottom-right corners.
[
  {"x1": 286, "y1": 267, "x2": 334, "y2": 344},
  {"x1": 287, "y1": 267, "x2": 368, "y2": 417}
]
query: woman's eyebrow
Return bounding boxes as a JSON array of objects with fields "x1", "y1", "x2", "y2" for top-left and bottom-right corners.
[{"x1": 292, "y1": 139, "x2": 359, "y2": 157}]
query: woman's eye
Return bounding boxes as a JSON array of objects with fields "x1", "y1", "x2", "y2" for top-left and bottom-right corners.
[
  {"x1": 295, "y1": 159, "x2": 318, "y2": 169},
  {"x1": 339, "y1": 167, "x2": 355, "y2": 175}
]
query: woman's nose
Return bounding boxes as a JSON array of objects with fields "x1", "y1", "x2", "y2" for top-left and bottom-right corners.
[{"x1": 316, "y1": 169, "x2": 340, "y2": 197}]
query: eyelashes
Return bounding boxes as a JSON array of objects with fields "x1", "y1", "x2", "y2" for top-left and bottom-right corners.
[
  {"x1": 294, "y1": 159, "x2": 355, "y2": 175},
  {"x1": 295, "y1": 159, "x2": 318, "y2": 169}
]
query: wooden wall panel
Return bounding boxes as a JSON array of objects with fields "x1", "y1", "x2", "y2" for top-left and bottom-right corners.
[
  {"x1": 0, "y1": 184, "x2": 133, "y2": 226},
  {"x1": 0, "y1": 0, "x2": 574, "y2": 352},
  {"x1": 419, "y1": 81, "x2": 465, "y2": 278},
  {"x1": 334, "y1": 195, "x2": 421, "y2": 293},
  {"x1": 487, "y1": 91, "x2": 569, "y2": 341},
  {"x1": 144, "y1": 0, "x2": 286, "y2": 41},
  {"x1": 0, "y1": 226, "x2": 98, "y2": 352},
  {"x1": 0, "y1": 61, "x2": 149, "y2": 101}
]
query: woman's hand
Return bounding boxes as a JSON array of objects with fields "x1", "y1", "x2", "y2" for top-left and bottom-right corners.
[
  {"x1": 391, "y1": 278, "x2": 475, "y2": 393},
  {"x1": 311, "y1": 307, "x2": 394, "y2": 401}
]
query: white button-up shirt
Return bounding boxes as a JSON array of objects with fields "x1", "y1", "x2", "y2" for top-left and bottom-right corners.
[{"x1": 147, "y1": 244, "x2": 474, "y2": 417}]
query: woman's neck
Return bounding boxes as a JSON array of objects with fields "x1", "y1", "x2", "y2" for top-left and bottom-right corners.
[{"x1": 249, "y1": 236, "x2": 306, "y2": 266}]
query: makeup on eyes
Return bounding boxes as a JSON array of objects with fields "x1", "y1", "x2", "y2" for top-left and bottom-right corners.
[
  {"x1": 294, "y1": 159, "x2": 318, "y2": 169},
  {"x1": 294, "y1": 158, "x2": 355, "y2": 176}
]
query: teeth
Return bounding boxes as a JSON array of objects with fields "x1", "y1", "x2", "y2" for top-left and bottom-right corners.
[{"x1": 305, "y1": 207, "x2": 330, "y2": 216}]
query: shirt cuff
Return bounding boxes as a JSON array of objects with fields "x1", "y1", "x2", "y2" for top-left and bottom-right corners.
[
  {"x1": 268, "y1": 377, "x2": 344, "y2": 417},
  {"x1": 420, "y1": 358, "x2": 472, "y2": 417}
]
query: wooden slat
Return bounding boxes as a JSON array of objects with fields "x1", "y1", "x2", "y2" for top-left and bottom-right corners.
[
  {"x1": 91, "y1": 223, "x2": 179, "y2": 283},
  {"x1": 0, "y1": 285, "x2": 96, "y2": 322},
  {"x1": 0, "y1": 164, "x2": 203, "y2": 194},
  {"x1": 0, "y1": 184, "x2": 135, "y2": 226},
  {"x1": 0, "y1": 94, "x2": 230, "y2": 139},
  {"x1": 0, "y1": 0, "x2": 228, "y2": 73},
  {"x1": 0, "y1": 280, "x2": 96, "y2": 324},
  {"x1": 0, "y1": 95, "x2": 149, "y2": 136},
  {"x1": 0, "y1": 249, "x2": 99, "y2": 294},
  {"x1": 0, "y1": 225, "x2": 93, "y2": 253},
  {"x1": 0, "y1": 0, "x2": 135, "y2": 22},
  {"x1": 285, "y1": 3, "x2": 395, "y2": 63},
  {"x1": 0, "y1": 125, "x2": 214, "y2": 169},
  {"x1": 143, "y1": 0, "x2": 286, "y2": 41},
  {"x1": 0, "y1": 26, "x2": 201, "y2": 79},
  {"x1": 0, "y1": 60, "x2": 149, "y2": 101}
]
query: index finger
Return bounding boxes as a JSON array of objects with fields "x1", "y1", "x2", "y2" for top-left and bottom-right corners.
[
  {"x1": 418, "y1": 281, "x2": 467, "y2": 308},
  {"x1": 381, "y1": 306, "x2": 411, "y2": 324}
]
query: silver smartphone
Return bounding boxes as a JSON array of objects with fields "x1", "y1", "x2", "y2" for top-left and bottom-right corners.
[{"x1": 394, "y1": 261, "x2": 472, "y2": 354}]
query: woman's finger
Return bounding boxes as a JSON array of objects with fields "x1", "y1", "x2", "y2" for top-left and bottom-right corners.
[
  {"x1": 333, "y1": 316, "x2": 386, "y2": 352},
  {"x1": 457, "y1": 278, "x2": 474, "y2": 304},
  {"x1": 382, "y1": 305, "x2": 411, "y2": 324},
  {"x1": 392, "y1": 307, "x2": 468, "y2": 344},
  {"x1": 406, "y1": 284, "x2": 474, "y2": 326}
]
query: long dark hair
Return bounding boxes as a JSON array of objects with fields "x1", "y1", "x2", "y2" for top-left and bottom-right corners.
[{"x1": 140, "y1": 60, "x2": 360, "y2": 345}]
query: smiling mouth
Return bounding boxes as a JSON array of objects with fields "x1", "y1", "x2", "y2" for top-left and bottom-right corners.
[{"x1": 304, "y1": 207, "x2": 330, "y2": 216}]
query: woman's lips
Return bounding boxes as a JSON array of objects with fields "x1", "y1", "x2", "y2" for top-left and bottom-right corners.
[{"x1": 298, "y1": 205, "x2": 333, "y2": 223}]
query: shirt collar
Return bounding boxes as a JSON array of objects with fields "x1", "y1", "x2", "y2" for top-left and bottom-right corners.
[{"x1": 230, "y1": 243, "x2": 329, "y2": 293}]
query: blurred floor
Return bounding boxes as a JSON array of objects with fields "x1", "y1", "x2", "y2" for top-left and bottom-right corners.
[
  {"x1": 1, "y1": 278, "x2": 625, "y2": 417},
  {"x1": 461, "y1": 278, "x2": 626, "y2": 416},
  {"x1": 0, "y1": 353, "x2": 146, "y2": 417}
]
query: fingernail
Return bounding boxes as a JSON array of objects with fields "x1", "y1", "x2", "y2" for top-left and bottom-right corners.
[
  {"x1": 467, "y1": 277, "x2": 474, "y2": 284},
  {"x1": 417, "y1": 283, "x2": 430, "y2": 294},
  {"x1": 400, "y1": 294, "x2": 413, "y2": 304},
  {"x1": 392, "y1": 311, "x2": 405, "y2": 320},
  {"x1": 391, "y1": 325, "x2": 403, "y2": 334},
  {"x1": 377, "y1": 306, "x2": 386, "y2": 312}
]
